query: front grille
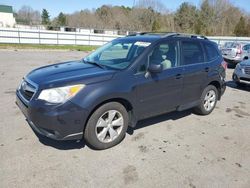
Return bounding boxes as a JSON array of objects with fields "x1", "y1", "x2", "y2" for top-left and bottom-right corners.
[
  {"x1": 244, "y1": 66, "x2": 250, "y2": 75},
  {"x1": 19, "y1": 80, "x2": 37, "y2": 101}
]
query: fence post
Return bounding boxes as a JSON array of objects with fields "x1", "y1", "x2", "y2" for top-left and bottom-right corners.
[
  {"x1": 88, "y1": 29, "x2": 91, "y2": 45},
  {"x1": 75, "y1": 31, "x2": 77, "y2": 45},
  {"x1": 18, "y1": 28, "x2": 20, "y2": 44},
  {"x1": 57, "y1": 32, "x2": 59, "y2": 45},
  {"x1": 38, "y1": 29, "x2": 41, "y2": 44}
]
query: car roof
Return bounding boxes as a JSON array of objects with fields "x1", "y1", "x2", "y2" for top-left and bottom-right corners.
[{"x1": 120, "y1": 32, "x2": 209, "y2": 43}]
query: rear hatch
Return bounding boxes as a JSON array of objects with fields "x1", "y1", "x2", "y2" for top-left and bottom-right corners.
[{"x1": 221, "y1": 42, "x2": 241, "y2": 59}]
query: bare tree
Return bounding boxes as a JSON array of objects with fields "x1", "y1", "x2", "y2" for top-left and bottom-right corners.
[
  {"x1": 16, "y1": 0, "x2": 247, "y2": 36},
  {"x1": 135, "y1": 0, "x2": 167, "y2": 13},
  {"x1": 16, "y1": 6, "x2": 41, "y2": 25}
]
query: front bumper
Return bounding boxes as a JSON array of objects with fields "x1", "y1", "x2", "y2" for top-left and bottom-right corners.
[
  {"x1": 233, "y1": 67, "x2": 250, "y2": 84},
  {"x1": 16, "y1": 90, "x2": 89, "y2": 140}
]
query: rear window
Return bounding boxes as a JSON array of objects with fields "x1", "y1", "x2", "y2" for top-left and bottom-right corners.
[
  {"x1": 224, "y1": 42, "x2": 240, "y2": 48},
  {"x1": 181, "y1": 41, "x2": 205, "y2": 65},
  {"x1": 204, "y1": 42, "x2": 220, "y2": 61}
]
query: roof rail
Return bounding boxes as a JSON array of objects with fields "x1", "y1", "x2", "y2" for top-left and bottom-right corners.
[
  {"x1": 127, "y1": 32, "x2": 177, "y2": 37},
  {"x1": 166, "y1": 33, "x2": 208, "y2": 40},
  {"x1": 127, "y1": 32, "x2": 208, "y2": 40},
  {"x1": 126, "y1": 32, "x2": 149, "y2": 36}
]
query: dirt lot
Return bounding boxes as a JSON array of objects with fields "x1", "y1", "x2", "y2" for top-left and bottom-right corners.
[{"x1": 0, "y1": 50, "x2": 250, "y2": 188}]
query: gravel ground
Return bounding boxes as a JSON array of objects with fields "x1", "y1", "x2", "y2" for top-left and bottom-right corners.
[{"x1": 0, "y1": 50, "x2": 250, "y2": 188}]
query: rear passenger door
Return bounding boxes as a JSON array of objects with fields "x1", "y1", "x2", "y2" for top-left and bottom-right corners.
[{"x1": 180, "y1": 39, "x2": 208, "y2": 105}]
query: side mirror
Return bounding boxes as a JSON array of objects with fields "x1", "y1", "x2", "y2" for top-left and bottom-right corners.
[{"x1": 148, "y1": 63, "x2": 163, "y2": 73}]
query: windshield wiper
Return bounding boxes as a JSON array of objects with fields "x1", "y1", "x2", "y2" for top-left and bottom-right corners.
[{"x1": 82, "y1": 59, "x2": 106, "y2": 69}]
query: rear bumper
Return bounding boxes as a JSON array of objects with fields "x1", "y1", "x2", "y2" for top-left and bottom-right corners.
[
  {"x1": 16, "y1": 91, "x2": 88, "y2": 140},
  {"x1": 219, "y1": 78, "x2": 226, "y2": 99},
  {"x1": 221, "y1": 81, "x2": 226, "y2": 97},
  {"x1": 223, "y1": 57, "x2": 242, "y2": 64}
]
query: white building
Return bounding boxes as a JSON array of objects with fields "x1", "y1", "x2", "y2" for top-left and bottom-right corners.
[{"x1": 0, "y1": 5, "x2": 16, "y2": 27}]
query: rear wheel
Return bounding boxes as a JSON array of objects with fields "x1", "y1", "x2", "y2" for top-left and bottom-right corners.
[
  {"x1": 194, "y1": 85, "x2": 218, "y2": 115},
  {"x1": 84, "y1": 102, "x2": 129, "y2": 150}
]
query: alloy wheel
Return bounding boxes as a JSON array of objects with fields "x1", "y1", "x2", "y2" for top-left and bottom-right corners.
[
  {"x1": 203, "y1": 90, "x2": 216, "y2": 111},
  {"x1": 95, "y1": 110, "x2": 124, "y2": 143}
]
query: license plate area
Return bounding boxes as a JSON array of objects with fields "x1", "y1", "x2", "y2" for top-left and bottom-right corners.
[{"x1": 16, "y1": 93, "x2": 29, "y2": 118}]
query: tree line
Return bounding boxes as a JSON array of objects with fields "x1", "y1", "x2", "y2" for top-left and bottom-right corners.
[{"x1": 14, "y1": 0, "x2": 250, "y2": 36}]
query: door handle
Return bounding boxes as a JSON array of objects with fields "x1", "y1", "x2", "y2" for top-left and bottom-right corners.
[
  {"x1": 204, "y1": 67, "x2": 209, "y2": 72},
  {"x1": 175, "y1": 74, "x2": 182, "y2": 79}
]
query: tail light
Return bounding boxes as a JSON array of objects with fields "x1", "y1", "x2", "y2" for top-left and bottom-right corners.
[
  {"x1": 221, "y1": 60, "x2": 227, "y2": 70},
  {"x1": 236, "y1": 45, "x2": 242, "y2": 55}
]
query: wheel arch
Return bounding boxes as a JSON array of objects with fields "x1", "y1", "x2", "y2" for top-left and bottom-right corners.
[
  {"x1": 207, "y1": 80, "x2": 221, "y2": 100},
  {"x1": 84, "y1": 97, "x2": 136, "y2": 134}
]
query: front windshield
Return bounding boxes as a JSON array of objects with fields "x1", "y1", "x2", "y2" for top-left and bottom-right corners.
[{"x1": 84, "y1": 39, "x2": 151, "y2": 70}]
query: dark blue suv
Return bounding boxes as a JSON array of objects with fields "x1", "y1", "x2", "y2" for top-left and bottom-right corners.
[{"x1": 16, "y1": 33, "x2": 226, "y2": 149}]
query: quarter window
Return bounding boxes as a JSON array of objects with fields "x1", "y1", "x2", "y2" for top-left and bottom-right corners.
[
  {"x1": 181, "y1": 41, "x2": 204, "y2": 65},
  {"x1": 204, "y1": 42, "x2": 220, "y2": 61}
]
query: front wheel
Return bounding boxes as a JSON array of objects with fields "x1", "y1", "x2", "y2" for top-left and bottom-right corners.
[
  {"x1": 84, "y1": 102, "x2": 129, "y2": 150},
  {"x1": 194, "y1": 85, "x2": 218, "y2": 115}
]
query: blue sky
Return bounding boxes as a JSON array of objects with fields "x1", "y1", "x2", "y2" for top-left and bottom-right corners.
[{"x1": 1, "y1": 0, "x2": 249, "y2": 17}]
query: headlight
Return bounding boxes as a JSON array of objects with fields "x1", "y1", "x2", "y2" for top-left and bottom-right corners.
[
  {"x1": 236, "y1": 64, "x2": 242, "y2": 70},
  {"x1": 38, "y1": 84, "x2": 85, "y2": 104}
]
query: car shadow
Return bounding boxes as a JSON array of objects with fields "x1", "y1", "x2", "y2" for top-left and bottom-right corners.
[
  {"x1": 127, "y1": 109, "x2": 192, "y2": 135},
  {"x1": 33, "y1": 110, "x2": 193, "y2": 150},
  {"x1": 226, "y1": 80, "x2": 250, "y2": 92}
]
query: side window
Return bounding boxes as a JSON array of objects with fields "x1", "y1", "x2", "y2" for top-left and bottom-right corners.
[
  {"x1": 148, "y1": 41, "x2": 178, "y2": 70},
  {"x1": 181, "y1": 41, "x2": 205, "y2": 65},
  {"x1": 204, "y1": 42, "x2": 220, "y2": 61}
]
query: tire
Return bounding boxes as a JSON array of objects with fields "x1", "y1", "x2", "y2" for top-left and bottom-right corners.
[
  {"x1": 194, "y1": 85, "x2": 218, "y2": 115},
  {"x1": 84, "y1": 102, "x2": 129, "y2": 150},
  {"x1": 232, "y1": 73, "x2": 240, "y2": 86}
]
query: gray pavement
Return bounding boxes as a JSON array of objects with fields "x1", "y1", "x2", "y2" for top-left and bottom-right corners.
[{"x1": 0, "y1": 50, "x2": 250, "y2": 188}]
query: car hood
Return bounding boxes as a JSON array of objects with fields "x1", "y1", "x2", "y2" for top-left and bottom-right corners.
[
  {"x1": 240, "y1": 60, "x2": 250, "y2": 66},
  {"x1": 26, "y1": 60, "x2": 116, "y2": 87}
]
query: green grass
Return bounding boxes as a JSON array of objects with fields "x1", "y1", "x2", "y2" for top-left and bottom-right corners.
[{"x1": 0, "y1": 43, "x2": 98, "y2": 51}]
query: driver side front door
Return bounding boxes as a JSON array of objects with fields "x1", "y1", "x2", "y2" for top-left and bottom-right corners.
[{"x1": 134, "y1": 41, "x2": 184, "y2": 119}]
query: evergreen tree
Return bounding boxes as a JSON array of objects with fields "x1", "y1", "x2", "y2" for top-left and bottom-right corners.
[
  {"x1": 152, "y1": 20, "x2": 161, "y2": 31},
  {"x1": 199, "y1": 0, "x2": 214, "y2": 35},
  {"x1": 57, "y1": 12, "x2": 66, "y2": 26},
  {"x1": 41, "y1": 9, "x2": 50, "y2": 25},
  {"x1": 174, "y1": 2, "x2": 197, "y2": 33},
  {"x1": 234, "y1": 16, "x2": 248, "y2": 36}
]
